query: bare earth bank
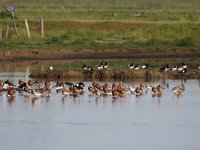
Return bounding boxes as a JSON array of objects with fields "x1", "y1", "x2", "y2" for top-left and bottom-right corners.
[{"x1": 0, "y1": 48, "x2": 200, "y2": 61}]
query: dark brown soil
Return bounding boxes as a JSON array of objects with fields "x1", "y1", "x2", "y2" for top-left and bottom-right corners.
[{"x1": 0, "y1": 48, "x2": 200, "y2": 61}]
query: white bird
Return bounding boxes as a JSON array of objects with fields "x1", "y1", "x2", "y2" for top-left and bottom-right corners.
[
  {"x1": 129, "y1": 85, "x2": 136, "y2": 94},
  {"x1": 48, "y1": 66, "x2": 54, "y2": 71}
]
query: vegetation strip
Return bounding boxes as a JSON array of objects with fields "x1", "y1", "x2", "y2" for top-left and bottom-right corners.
[
  {"x1": 0, "y1": 0, "x2": 200, "y2": 50},
  {"x1": 29, "y1": 69, "x2": 200, "y2": 80}
]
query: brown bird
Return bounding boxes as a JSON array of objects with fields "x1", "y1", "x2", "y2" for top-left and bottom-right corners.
[
  {"x1": 24, "y1": 86, "x2": 31, "y2": 96},
  {"x1": 45, "y1": 80, "x2": 52, "y2": 89},
  {"x1": 42, "y1": 87, "x2": 51, "y2": 96},
  {"x1": 157, "y1": 85, "x2": 165, "y2": 93},
  {"x1": 88, "y1": 85, "x2": 95, "y2": 93},
  {"x1": 103, "y1": 85, "x2": 109, "y2": 93},
  {"x1": 0, "y1": 83, "x2": 3, "y2": 90},
  {"x1": 96, "y1": 84, "x2": 103, "y2": 91},
  {"x1": 112, "y1": 82, "x2": 117, "y2": 90},
  {"x1": 35, "y1": 80, "x2": 45, "y2": 89},
  {"x1": 73, "y1": 87, "x2": 84, "y2": 96},
  {"x1": 177, "y1": 88, "x2": 184, "y2": 95},
  {"x1": 7, "y1": 87, "x2": 16, "y2": 97},
  {"x1": 139, "y1": 83, "x2": 145, "y2": 91},
  {"x1": 171, "y1": 85, "x2": 180, "y2": 94},
  {"x1": 152, "y1": 86, "x2": 159, "y2": 94},
  {"x1": 0, "y1": 80, "x2": 3, "y2": 85},
  {"x1": 28, "y1": 80, "x2": 34, "y2": 89},
  {"x1": 18, "y1": 80, "x2": 24, "y2": 86},
  {"x1": 118, "y1": 88, "x2": 126, "y2": 96},
  {"x1": 112, "y1": 89, "x2": 119, "y2": 97},
  {"x1": 92, "y1": 81, "x2": 98, "y2": 88},
  {"x1": 135, "y1": 87, "x2": 142, "y2": 95},
  {"x1": 62, "y1": 88, "x2": 71, "y2": 96}
]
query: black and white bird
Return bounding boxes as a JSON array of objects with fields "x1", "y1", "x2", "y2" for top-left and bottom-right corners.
[
  {"x1": 160, "y1": 64, "x2": 170, "y2": 72},
  {"x1": 195, "y1": 64, "x2": 200, "y2": 70},
  {"x1": 171, "y1": 65, "x2": 178, "y2": 71},
  {"x1": 75, "y1": 82, "x2": 85, "y2": 90},
  {"x1": 95, "y1": 62, "x2": 109, "y2": 70},
  {"x1": 128, "y1": 63, "x2": 134, "y2": 69},
  {"x1": 178, "y1": 68, "x2": 187, "y2": 73},
  {"x1": 95, "y1": 62, "x2": 104, "y2": 70},
  {"x1": 65, "y1": 82, "x2": 85, "y2": 90},
  {"x1": 181, "y1": 62, "x2": 187, "y2": 69},
  {"x1": 103, "y1": 62, "x2": 109, "y2": 69},
  {"x1": 141, "y1": 64, "x2": 149, "y2": 70},
  {"x1": 176, "y1": 62, "x2": 187, "y2": 72},
  {"x1": 134, "y1": 64, "x2": 140, "y2": 70},
  {"x1": 82, "y1": 64, "x2": 93, "y2": 71},
  {"x1": 3, "y1": 80, "x2": 16, "y2": 89}
]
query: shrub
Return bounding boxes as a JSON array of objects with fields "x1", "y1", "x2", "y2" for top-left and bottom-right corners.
[{"x1": 176, "y1": 37, "x2": 194, "y2": 46}]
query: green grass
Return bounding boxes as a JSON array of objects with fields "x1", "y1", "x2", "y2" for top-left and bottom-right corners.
[
  {"x1": 0, "y1": 21, "x2": 199, "y2": 50},
  {"x1": 0, "y1": 0, "x2": 200, "y2": 50}
]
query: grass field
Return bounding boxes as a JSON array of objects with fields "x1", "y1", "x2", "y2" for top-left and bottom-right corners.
[{"x1": 0, "y1": 0, "x2": 200, "y2": 50}]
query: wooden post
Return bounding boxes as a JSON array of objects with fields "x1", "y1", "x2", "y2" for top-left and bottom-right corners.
[
  {"x1": 5, "y1": 25, "x2": 9, "y2": 38},
  {"x1": 11, "y1": 11, "x2": 19, "y2": 36},
  {"x1": 25, "y1": 19, "x2": 30, "y2": 38},
  {"x1": 0, "y1": 28, "x2": 2, "y2": 40},
  {"x1": 40, "y1": 18, "x2": 44, "y2": 38}
]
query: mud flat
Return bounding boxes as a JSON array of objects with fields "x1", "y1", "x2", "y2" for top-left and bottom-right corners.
[
  {"x1": 29, "y1": 69, "x2": 200, "y2": 80},
  {"x1": 1, "y1": 48, "x2": 200, "y2": 61}
]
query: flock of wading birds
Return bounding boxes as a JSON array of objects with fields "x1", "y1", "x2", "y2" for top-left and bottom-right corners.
[
  {"x1": 81, "y1": 61, "x2": 200, "y2": 73},
  {"x1": 1, "y1": 62, "x2": 199, "y2": 99},
  {"x1": 0, "y1": 78, "x2": 185, "y2": 100}
]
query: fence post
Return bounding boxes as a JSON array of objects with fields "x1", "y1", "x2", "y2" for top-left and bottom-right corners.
[
  {"x1": 11, "y1": 11, "x2": 19, "y2": 36},
  {"x1": 40, "y1": 18, "x2": 44, "y2": 38},
  {"x1": 25, "y1": 19, "x2": 30, "y2": 38},
  {"x1": 0, "y1": 28, "x2": 2, "y2": 40},
  {"x1": 5, "y1": 25, "x2": 9, "y2": 38}
]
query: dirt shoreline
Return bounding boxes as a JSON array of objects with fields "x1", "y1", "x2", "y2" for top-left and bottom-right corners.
[
  {"x1": 0, "y1": 48, "x2": 200, "y2": 61},
  {"x1": 29, "y1": 69, "x2": 200, "y2": 80}
]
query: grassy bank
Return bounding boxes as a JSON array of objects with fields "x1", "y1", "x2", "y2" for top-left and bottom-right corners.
[
  {"x1": 0, "y1": 21, "x2": 199, "y2": 50},
  {"x1": 0, "y1": 0, "x2": 200, "y2": 50},
  {"x1": 1, "y1": 59, "x2": 200, "y2": 72}
]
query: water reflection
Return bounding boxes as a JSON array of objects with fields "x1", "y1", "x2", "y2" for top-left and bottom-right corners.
[{"x1": 7, "y1": 96, "x2": 15, "y2": 105}]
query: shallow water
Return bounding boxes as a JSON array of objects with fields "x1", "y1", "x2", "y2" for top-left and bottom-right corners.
[{"x1": 0, "y1": 72, "x2": 200, "y2": 150}]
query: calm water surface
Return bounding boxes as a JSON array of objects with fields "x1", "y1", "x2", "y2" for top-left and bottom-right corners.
[{"x1": 0, "y1": 72, "x2": 200, "y2": 150}]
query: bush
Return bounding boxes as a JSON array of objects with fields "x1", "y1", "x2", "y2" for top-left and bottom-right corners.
[
  {"x1": 0, "y1": 10, "x2": 11, "y2": 19},
  {"x1": 176, "y1": 37, "x2": 194, "y2": 46}
]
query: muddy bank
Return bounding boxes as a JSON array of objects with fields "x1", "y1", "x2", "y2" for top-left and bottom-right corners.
[
  {"x1": 1, "y1": 48, "x2": 200, "y2": 61},
  {"x1": 29, "y1": 69, "x2": 200, "y2": 80}
]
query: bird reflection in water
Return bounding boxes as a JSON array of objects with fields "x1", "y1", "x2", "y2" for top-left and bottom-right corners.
[
  {"x1": 95, "y1": 96, "x2": 101, "y2": 106},
  {"x1": 73, "y1": 96, "x2": 80, "y2": 104},
  {"x1": 173, "y1": 95, "x2": 181, "y2": 105},
  {"x1": 45, "y1": 95, "x2": 51, "y2": 102},
  {"x1": 152, "y1": 93, "x2": 162, "y2": 106},
  {"x1": 31, "y1": 97, "x2": 40, "y2": 106},
  {"x1": 7, "y1": 96, "x2": 15, "y2": 105},
  {"x1": 112, "y1": 96, "x2": 118, "y2": 104},
  {"x1": 152, "y1": 93, "x2": 162, "y2": 98},
  {"x1": 62, "y1": 96, "x2": 68, "y2": 105}
]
